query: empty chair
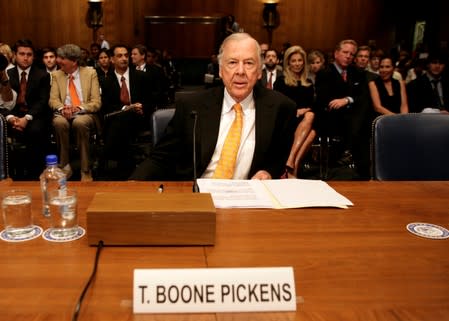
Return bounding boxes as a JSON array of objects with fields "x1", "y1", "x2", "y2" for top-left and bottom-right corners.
[
  {"x1": 151, "y1": 108, "x2": 175, "y2": 146},
  {"x1": 372, "y1": 113, "x2": 449, "y2": 180}
]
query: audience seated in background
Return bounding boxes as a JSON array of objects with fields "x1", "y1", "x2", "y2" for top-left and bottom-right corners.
[
  {"x1": 307, "y1": 49, "x2": 326, "y2": 85},
  {"x1": 205, "y1": 53, "x2": 221, "y2": 89},
  {"x1": 0, "y1": 67, "x2": 17, "y2": 115},
  {"x1": 368, "y1": 48, "x2": 403, "y2": 82},
  {"x1": 130, "y1": 32, "x2": 297, "y2": 181},
  {"x1": 146, "y1": 47, "x2": 170, "y2": 107},
  {"x1": 369, "y1": 55, "x2": 408, "y2": 116},
  {"x1": 100, "y1": 44, "x2": 152, "y2": 179},
  {"x1": 0, "y1": 43, "x2": 15, "y2": 71},
  {"x1": 41, "y1": 47, "x2": 58, "y2": 74},
  {"x1": 95, "y1": 48, "x2": 113, "y2": 88},
  {"x1": 273, "y1": 45, "x2": 316, "y2": 178},
  {"x1": 131, "y1": 44, "x2": 148, "y2": 71},
  {"x1": 259, "y1": 48, "x2": 282, "y2": 89},
  {"x1": 315, "y1": 39, "x2": 371, "y2": 179},
  {"x1": 49, "y1": 43, "x2": 101, "y2": 182},
  {"x1": 407, "y1": 51, "x2": 448, "y2": 113},
  {"x1": 6, "y1": 39, "x2": 51, "y2": 179}
]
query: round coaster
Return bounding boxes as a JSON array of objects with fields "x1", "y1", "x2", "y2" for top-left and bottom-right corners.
[
  {"x1": 406, "y1": 222, "x2": 449, "y2": 240},
  {"x1": 42, "y1": 226, "x2": 85, "y2": 242},
  {"x1": 0, "y1": 225, "x2": 43, "y2": 242}
]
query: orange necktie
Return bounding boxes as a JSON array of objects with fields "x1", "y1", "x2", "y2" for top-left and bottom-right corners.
[
  {"x1": 120, "y1": 76, "x2": 131, "y2": 105},
  {"x1": 69, "y1": 75, "x2": 81, "y2": 107},
  {"x1": 213, "y1": 103, "x2": 243, "y2": 179}
]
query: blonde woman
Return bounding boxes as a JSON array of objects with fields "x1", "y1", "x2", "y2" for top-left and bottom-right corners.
[
  {"x1": 274, "y1": 45, "x2": 315, "y2": 177},
  {"x1": 307, "y1": 49, "x2": 325, "y2": 85},
  {"x1": 0, "y1": 43, "x2": 15, "y2": 71}
]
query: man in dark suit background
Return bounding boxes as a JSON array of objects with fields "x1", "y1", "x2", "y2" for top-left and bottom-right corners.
[
  {"x1": 315, "y1": 39, "x2": 371, "y2": 179},
  {"x1": 130, "y1": 32, "x2": 297, "y2": 181},
  {"x1": 100, "y1": 44, "x2": 152, "y2": 179},
  {"x1": 259, "y1": 48, "x2": 282, "y2": 89},
  {"x1": 407, "y1": 51, "x2": 448, "y2": 113},
  {"x1": 6, "y1": 39, "x2": 51, "y2": 179}
]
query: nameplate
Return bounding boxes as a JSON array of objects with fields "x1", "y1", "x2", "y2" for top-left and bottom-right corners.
[{"x1": 133, "y1": 267, "x2": 296, "y2": 313}]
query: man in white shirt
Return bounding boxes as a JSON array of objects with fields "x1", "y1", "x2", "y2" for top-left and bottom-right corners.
[
  {"x1": 260, "y1": 48, "x2": 282, "y2": 89},
  {"x1": 130, "y1": 33, "x2": 297, "y2": 181}
]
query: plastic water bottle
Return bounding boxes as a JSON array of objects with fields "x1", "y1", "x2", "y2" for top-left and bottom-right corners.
[{"x1": 40, "y1": 154, "x2": 67, "y2": 217}]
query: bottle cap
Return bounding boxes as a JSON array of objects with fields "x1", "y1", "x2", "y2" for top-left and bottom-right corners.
[{"x1": 45, "y1": 154, "x2": 58, "y2": 165}]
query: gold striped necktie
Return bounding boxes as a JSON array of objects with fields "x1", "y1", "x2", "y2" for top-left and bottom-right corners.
[{"x1": 213, "y1": 103, "x2": 243, "y2": 179}]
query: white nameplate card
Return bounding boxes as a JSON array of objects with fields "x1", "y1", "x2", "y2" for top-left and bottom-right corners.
[{"x1": 133, "y1": 267, "x2": 296, "y2": 313}]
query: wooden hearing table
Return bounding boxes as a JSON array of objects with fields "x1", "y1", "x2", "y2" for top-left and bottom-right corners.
[{"x1": 0, "y1": 180, "x2": 448, "y2": 321}]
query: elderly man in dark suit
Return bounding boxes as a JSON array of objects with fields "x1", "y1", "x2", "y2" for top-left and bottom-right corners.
[
  {"x1": 6, "y1": 39, "x2": 51, "y2": 179},
  {"x1": 130, "y1": 33, "x2": 297, "y2": 181}
]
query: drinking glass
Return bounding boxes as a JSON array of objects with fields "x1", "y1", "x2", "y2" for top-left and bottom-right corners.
[
  {"x1": 48, "y1": 189, "x2": 78, "y2": 238},
  {"x1": 2, "y1": 190, "x2": 34, "y2": 240}
]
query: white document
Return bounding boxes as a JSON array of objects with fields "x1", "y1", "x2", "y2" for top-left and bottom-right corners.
[{"x1": 197, "y1": 178, "x2": 353, "y2": 209}]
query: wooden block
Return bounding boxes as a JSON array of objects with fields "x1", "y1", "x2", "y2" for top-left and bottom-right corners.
[{"x1": 86, "y1": 192, "x2": 216, "y2": 246}]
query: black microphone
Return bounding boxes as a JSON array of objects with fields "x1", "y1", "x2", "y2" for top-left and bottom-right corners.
[{"x1": 190, "y1": 110, "x2": 200, "y2": 193}]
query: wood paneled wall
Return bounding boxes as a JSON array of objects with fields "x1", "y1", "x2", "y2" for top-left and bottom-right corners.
[{"x1": 0, "y1": 0, "x2": 445, "y2": 58}]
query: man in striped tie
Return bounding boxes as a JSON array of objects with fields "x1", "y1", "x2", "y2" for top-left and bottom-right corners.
[{"x1": 130, "y1": 33, "x2": 297, "y2": 181}]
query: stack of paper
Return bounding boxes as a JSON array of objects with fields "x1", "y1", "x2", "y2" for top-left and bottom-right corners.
[{"x1": 196, "y1": 179, "x2": 353, "y2": 209}]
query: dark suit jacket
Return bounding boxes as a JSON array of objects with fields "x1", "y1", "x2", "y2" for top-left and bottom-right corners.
[
  {"x1": 130, "y1": 84, "x2": 298, "y2": 181},
  {"x1": 100, "y1": 68, "x2": 151, "y2": 160},
  {"x1": 7, "y1": 65, "x2": 50, "y2": 120},
  {"x1": 314, "y1": 63, "x2": 370, "y2": 137},
  {"x1": 314, "y1": 63, "x2": 371, "y2": 178},
  {"x1": 258, "y1": 67, "x2": 282, "y2": 88},
  {"x1": 407, "y1": 73, "x2": 449, "y2": 112},
  {"x1": 100, "y1": 68, "x2": 151, "y2": 117}
]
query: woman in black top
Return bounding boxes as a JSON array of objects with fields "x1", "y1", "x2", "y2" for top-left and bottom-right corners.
[{"x1": 369, "y1": 56, "x2": 408, "y2": 115}]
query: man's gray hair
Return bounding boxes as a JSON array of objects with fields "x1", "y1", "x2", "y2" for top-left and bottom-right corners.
[
  {"x1": 57, "y1": 44, "x2": 81, "y2": 62},
  {"x1": 217, "y1": 33, "x2": 262, "y2": 69}
]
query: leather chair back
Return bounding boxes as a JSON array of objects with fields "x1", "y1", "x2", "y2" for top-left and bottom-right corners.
[
  {"x1": 372, "y1": 113, "x2": 449, "y2": 180},
  {"x1": 151, "y1": 108, "x2": 175, "y2": 146}
]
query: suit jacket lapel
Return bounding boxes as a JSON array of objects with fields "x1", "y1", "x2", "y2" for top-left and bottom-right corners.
[
  {"x1": 8, "y1": 67, "x2": 20, "y2": 92},
  {"x1": 79, "y1": 68, "x2": 88, "y2": 102},
  {"x1": 198, "y1": 88, "x2": 222, "y2": 170},
  {"x1": 57, "y1": 72, "x2": 67, "y2": 102},
  {"x1": 252, "y1": 86, "x2": 276, "y2": 170}
]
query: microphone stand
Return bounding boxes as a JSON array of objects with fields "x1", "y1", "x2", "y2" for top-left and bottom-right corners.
[{"x1": 191, "y1": 111, "x2": 200, "y2": 193}]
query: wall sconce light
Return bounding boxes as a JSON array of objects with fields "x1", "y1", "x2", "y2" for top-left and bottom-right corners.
[
  {"x1": 262, "y1": 0, "x2": 280, "y2": 47},
  {"x1": 86, "y1": 0, "x2": 104, "y2": 43}
]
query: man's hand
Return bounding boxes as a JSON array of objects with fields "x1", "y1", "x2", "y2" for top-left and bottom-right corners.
[
  {"x1": 130, "y1": 103, "x2": 143, "y2": 115},
  {"x1": 9, "y1": 116, "x2": 28, "y2": 131},
  {"x1": 328, "y1": 98, "x2": 349, "y2": 110},
  {"x1": 251, "y1": 170, "x2": 272, "y2": 180},
  {"x1": 61, "y1": 105, "x2": 81, "y2": 119}
]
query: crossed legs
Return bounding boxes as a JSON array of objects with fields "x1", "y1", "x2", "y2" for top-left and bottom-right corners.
[{"x1": 286, "y1": 111, "x2": 316, "y2": 177}]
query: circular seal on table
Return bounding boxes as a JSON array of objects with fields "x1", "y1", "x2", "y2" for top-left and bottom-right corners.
[{"x1": 406, "y1": 222, "x2": 449, "y2": 240}]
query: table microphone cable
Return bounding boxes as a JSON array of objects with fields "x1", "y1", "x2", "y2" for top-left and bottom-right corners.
[{"x1": 72, "y1": 240, "x2": 104, "y2": 321}]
